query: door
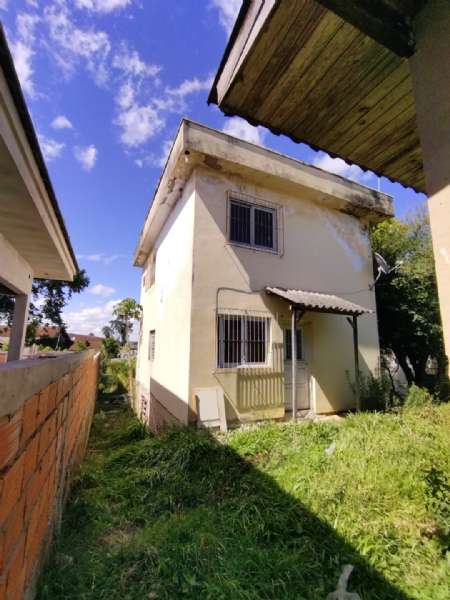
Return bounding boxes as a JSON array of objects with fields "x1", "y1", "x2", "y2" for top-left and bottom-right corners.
[{"x1": 284, "y1": 327, "x2": 310, "y2": 411}]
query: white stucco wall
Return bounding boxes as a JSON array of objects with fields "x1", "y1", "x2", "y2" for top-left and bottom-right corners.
[
  {"x1": 189, "y1": 166, "x2": 380, "y2": 416},
  {"x1": 136, "y1": 177, "x2": 195, "y2": 424}
]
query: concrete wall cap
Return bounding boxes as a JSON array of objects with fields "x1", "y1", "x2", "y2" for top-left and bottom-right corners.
[{"x1": 0, "y1": 350, "x2": 99, "y2": 417}]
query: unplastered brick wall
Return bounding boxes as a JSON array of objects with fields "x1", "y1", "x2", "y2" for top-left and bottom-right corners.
[{"x1": 0, "y1": 351, "x2": 99, "y2": 599}]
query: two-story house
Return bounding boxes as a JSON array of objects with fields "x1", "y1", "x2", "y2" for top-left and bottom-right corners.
[{"x1": 134, "y1": 120, "x2": 393, "y2": 431}]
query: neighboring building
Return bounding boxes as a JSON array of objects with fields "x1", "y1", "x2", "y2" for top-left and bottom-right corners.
[
  {"x1": 134, "y1": 120, "x2": 393, "y2": 430},
  {"x1": 0, "y1": 26, "x2": 77, "y2": 361},
  {"x1": 0, "y1": 326, "x2": 103, "y2": 351}
]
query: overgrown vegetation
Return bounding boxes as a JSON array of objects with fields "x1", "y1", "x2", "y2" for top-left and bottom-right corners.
[
  {"x1": 371, "y1": 209, "x2": 447, "y2": 394},
  {"x1": 38, "y1": 402, "x2": 450, "y2": 599},
  {"x1": 98, "y1": 358, "x2": 134, "y2": 396}
]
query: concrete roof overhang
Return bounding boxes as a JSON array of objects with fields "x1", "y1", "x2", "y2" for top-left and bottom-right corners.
[
  {"x1": 133, "y1": 118, "x2": 393, "y2": 266},
  {"x1": 209, "y1": 0, "x2": 427, "y2": 193},
  {"x1": 0, "y1": 25, "x2": 77, "y2": 283}
]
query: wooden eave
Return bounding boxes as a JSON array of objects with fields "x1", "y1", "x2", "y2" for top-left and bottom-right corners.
[
  {"x1": 209, "y1": 0, "x2": 427, "y2": 193},
  {"x1": 0, "y1": 25, "x2": 77, "y2": 281}
]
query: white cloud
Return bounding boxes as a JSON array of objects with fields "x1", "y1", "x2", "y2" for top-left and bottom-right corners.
[
  {"x1": 51, "y1": 115, "x2": 73, "y2": 130},
  {"x1": 64, "y1": 299, "x2": 119, "y2": 336},
  {"x1": 39, "y1": 135, "x2": 65, "y2": 161},
  {"x1": 17, "y1": 13, "x2": 40, "y2": 44},
  {"x1": 0, "y1": 0, "x2": 8, "y2": 10},
  {"x1": 8, "y1": 12, "x2": 41, "y2": 97},
  {"x1": 222, "y1": 117, "x2": 265, "y2": 146},
  {"x1": 77, "y1": 253, "x2": 121, "y2": 265},
  {"x1": 135, "y1": 138, "x2": 172, "y2": 169},
  {"x1": 10, "y1": 41, "x2": 35, "y2": 97},
  {"x1": 74, "y1": 145, "x2": 98, "y2": 171},
  {"x1": 312, "y1": 152, "x2": 374, "y2": 184},
  {"x1": 90, "y1": 283, "x2": 116, "y2": 297},
  {"x1": 156, "y1": 75, "x2": 213, "y2": 113},
  {"x1": 155, "y1": 138, "x2": 172, "y2": 167},
  {"x1": 113, "y1": 43, "x2": 160, "y2": 79},
  {"x1": 211, "y1": 0, "x2": 241, "y2": 34},
  {"x1": 75, "y1": 0, "x2": 131, "y2": 13},
  {"x1": 167, "y1": 75, "x2": 213, "y2": 98},
  {"x1": 116, "y1": 103, "x2": 165, "y2": 147},
  {"x1": 116, "y1": 82, "x2": 135, "y2": 110},
  {"x1": 44, "y1": 3, "x2": 111, "y2": 85},
  {"x1": 26, "y1": 0, "x2": 39, "y2": 7}
]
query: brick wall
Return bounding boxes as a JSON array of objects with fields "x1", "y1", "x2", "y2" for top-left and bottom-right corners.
[{"x1": 0, "y1": 351, "x2": 99, "y2": 599}]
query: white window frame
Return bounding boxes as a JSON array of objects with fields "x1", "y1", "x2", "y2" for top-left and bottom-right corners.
[
  {"x1": 228, "y1": 196, "x2": 278, "y2": 253},
  {"x1": 216, "y1": 312, "x2": 271, "y2": 369}
]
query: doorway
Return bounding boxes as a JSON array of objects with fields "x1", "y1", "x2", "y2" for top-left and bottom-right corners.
[{"x1": 284, "y1": 327, "x2": 310, "y2": 411}]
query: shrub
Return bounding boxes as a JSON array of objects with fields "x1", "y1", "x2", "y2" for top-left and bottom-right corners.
[
  {"x1": 347, "y1": 371, "x2": 392, "y2": 411},
  {"x1": 99, "y1": 359, "x2": 131, "y2": 396},
  {"x1": 101, "y1": 337, "x2": 121, "y2": 359},
  {"x1": 404, "y1": 384, "x2": 434, "y2": 408},
  {"x1": 73, "y1": 340, "x2": 89, "y2": 352}
]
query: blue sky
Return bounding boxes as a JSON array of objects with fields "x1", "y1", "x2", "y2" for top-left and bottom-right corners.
[{"x1": 1, "y1": 0, "x2": 426, "y2": 336}]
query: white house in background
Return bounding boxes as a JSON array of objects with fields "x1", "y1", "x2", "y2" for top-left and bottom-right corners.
[
  {"x1": 133, "y1": 119, "x2": 393, "y2": 431},
  {"x1": 0, "y1": 26, "x2": 77, "y2": 362}
]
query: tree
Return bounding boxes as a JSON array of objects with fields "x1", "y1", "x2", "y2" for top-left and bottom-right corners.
[
  {"x1": 101, "y1": 336, "x2": 121, "y2": 359},
  {"x1": 30, "y1": 270, "x2": 90, "y2": 327},
  {"x1": 102, "y1": 325, "x2": 114, "y2": 339},
  {"x1": 371, "y1": 209, "x2": 445, "y2": 388},
  {"x1": 110, "y1": 298, "x2": 142, "y2": 346},
  {"x1": 0, "y1": 270, "x2": 90, "y2": 337}
]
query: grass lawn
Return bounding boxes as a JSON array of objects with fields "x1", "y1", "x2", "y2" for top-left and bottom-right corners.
[{"x1": 38, "y1": 400, "x2": 449, "y2": 599}]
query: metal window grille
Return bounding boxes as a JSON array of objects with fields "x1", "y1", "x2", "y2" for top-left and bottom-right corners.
[
  {"x1": 229, "y1": 199, "x2": 276, "y2": 250},
  {"x1": 284, "y1": 329, "x2": 303, "y2": 361},
  {"x1": 148, "y1": 330, "x2": 156, "y2": 361},
  {"x1": 217, "y1": 313, "x2": 270, "y2": 368}
]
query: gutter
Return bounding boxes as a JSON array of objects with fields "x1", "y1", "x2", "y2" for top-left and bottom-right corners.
[{"x1": 0, "y1": 23, "x2": 79, "y2": 275}]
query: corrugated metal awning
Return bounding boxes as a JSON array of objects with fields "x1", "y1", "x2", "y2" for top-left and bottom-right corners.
[{"x1": 266, "y1": 287, "x2": 373, "y2": 316}]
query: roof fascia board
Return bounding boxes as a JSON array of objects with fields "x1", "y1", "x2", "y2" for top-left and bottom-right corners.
[
  {"x1": 186, "y1": 120, "x2": 393, "y2": 217},
  {"x1": 213, "y1": 0, "x2": 275, "y2": 107},
  {"x1": 0, "y1": 26, "x2": 77, "y2": 280},
  {"x1": 133, "y1": 120, "x2": 189, "y2": 266}
]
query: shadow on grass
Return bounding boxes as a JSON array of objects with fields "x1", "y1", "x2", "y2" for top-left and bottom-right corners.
[{"x1": 37, "y1": 398, "x2": 413, "y2": 600}]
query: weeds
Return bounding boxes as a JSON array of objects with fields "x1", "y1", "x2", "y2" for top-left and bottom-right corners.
[{"x1": 38, "y1": 402, "x2": 450, "y2": 599}]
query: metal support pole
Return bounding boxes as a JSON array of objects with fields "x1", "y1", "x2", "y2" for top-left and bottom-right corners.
[
  {"x1": 352, "y1": 315, "x2": 361, "y2": 411},
  {"x1": 290, "y1": 308, "x2": 305, "y2": 421},
  {"x1": 291, "y1": 307, "x2": 297, "y2": 421}
]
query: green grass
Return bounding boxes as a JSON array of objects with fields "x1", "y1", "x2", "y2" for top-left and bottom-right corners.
[{"x1": 38, "y1": 401, "x2": 450, "y2": 600}]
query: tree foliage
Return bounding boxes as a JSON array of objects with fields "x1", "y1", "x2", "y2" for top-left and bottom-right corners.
[
  {"x1": 109, "y1": 298, "x2": 142, "y2": 345},
  {"x1": 371, "y1": 209, "x2": 445, "y2": 388},
  {"x1": 101, "y1": 337, "x2": 121, "y2": 359},
  {"x1": 0, "y1": 270, "x2": 90, "y2": 334}
]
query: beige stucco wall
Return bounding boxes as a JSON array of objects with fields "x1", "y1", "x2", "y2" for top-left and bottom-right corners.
[
  {"x1": 189, "y1": 165, "x2": 380, "y2": 419},
  {"x1": 136, "y1": 177, "x2": 195, "y2": 424},
  {"x1": 410, "y1": 0, "x2": 450, "y2": 360}
]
